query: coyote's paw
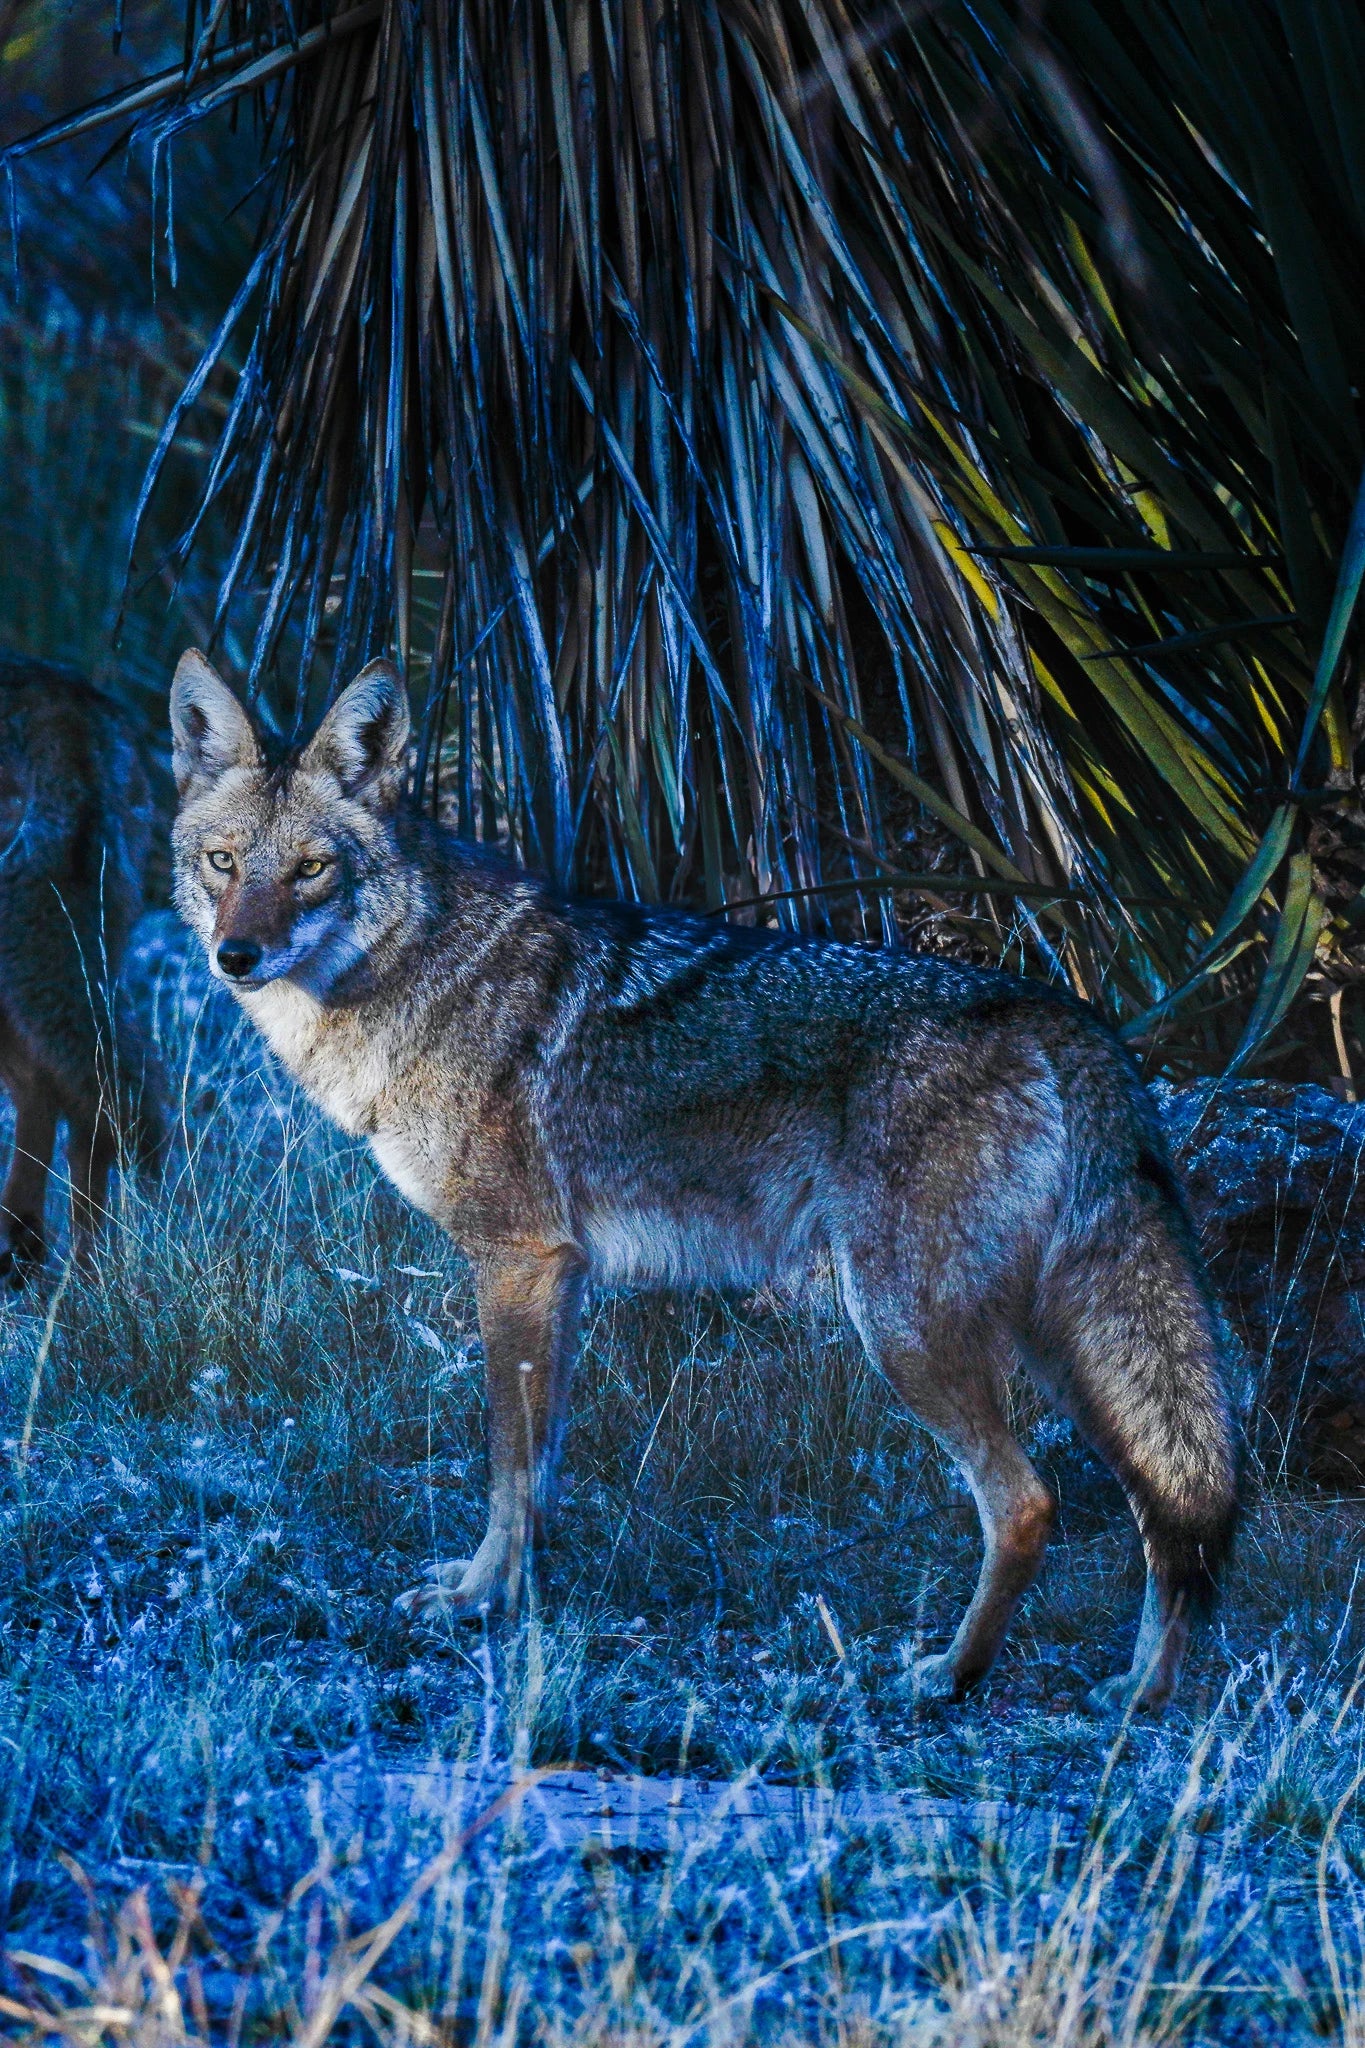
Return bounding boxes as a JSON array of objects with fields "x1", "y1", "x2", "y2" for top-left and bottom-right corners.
[
  {"x1": 1083, "y1": 1670, "x2": 1170, "y2": 1719},
  {"x1": 394, "y1": 1559, "x2": 497, "y2": 1623},
  {"x1": 903, "y1": 1651, "x2": 964, "y2": 1702}
]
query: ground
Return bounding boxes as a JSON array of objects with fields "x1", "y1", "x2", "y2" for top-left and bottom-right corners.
[{"x1": 0, "y1": 925, "x2": 1361, "y2": 2044}]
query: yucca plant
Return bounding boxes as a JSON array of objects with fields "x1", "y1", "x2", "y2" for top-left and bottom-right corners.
[{"x1": 8, "y1": 0, "x2": 1365, "y2": 1072}]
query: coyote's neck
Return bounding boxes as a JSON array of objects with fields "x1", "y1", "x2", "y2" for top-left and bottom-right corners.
[
  {"x1": 235, "y1": 870, "x2": 433, "y2": 1137},
  {"x1": 238, "y1": 979, "x2": 396, "y2": 1135}
]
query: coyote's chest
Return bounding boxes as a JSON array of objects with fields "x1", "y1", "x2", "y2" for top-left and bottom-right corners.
[
  {"x1": 238, "y1": 977, "x2": 477, "y2": 1229},
  {"x1": 240, "y1": 980, "x2": 395, "y2": 1137}
]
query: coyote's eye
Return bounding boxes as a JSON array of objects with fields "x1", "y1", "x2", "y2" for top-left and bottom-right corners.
[
  {"x1": 297, "y1": 856, "x2": 329, "y2": 880},
  {"x1": 205, "y1": 849, "x2": 234, "y2": 874}
]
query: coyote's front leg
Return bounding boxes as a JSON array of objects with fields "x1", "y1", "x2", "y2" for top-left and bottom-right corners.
[{"x1": 396, "y1": 1242, "x2": 586, "y2": 1621}]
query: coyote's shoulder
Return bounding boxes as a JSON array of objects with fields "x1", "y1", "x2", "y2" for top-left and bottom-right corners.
[{"x1": 170, "y1": 648, "x2": 1237, "y2": 1714}]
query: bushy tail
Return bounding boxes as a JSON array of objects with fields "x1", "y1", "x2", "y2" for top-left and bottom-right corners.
[{"x1": 1036, "y1": 1149, "x2": 1240, "y2": 1615}]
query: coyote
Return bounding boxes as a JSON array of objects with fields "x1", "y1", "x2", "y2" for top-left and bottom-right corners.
[
  {"x1": 170, "y1": 649, "x2": 1238, "y2": 1711},
  {"x1": 0, "y1": 656, "x2": 162, "y2": 1280}
]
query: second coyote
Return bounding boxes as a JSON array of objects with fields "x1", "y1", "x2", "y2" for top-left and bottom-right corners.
[
  {"x1": 0, "y1": 656, "x2": 162, "y2": 1280},
  {"x1": 170, "y1": 650, "x2": 1238, "y2": 1712}
]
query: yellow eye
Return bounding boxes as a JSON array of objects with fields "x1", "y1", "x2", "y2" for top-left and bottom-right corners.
[
  {"x1": 205, "y1": 849, "x2": 234, "y2": 874},
  {"x1": 297, "y1": 857, "x2": 328, "y2": 880}
]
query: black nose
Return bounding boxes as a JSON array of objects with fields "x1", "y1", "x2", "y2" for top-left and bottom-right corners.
[{"x1": 216, "y1": 938, "x2": 263, "y2": 980}]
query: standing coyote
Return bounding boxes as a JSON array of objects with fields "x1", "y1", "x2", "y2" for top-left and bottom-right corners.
[
  {"x1": 170, "y1": 649, "x2": 1238, "y2": 1711},
  {"x1": 0, "y1": 656, "x2": 162, "y2": 1280}
]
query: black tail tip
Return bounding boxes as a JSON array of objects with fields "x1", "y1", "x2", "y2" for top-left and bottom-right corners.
[{"x1": 1145, "y1": 1492, "x2": 1241, "y2": 1619}]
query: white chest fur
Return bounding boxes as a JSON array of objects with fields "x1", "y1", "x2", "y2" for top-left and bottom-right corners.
[
  {"x1": 241, "y1": 980, "x2": 446, "y2": 1219},
  {"x1": 240, "y1": 980, "x2": 390, "y2": 1137},
  {"x1": 369, "y1": 1127, "x2": 445, "y2": 1220},
  {"x1": 241, "y1": 978, "x2": 323, "y2": 1068}
]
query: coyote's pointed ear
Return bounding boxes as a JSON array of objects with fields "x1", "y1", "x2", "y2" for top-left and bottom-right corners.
[
  {"x1": 299, "y1": 659, "x2": 410, "y2": 810},
  {"x1": 170, "y1": 650, "x2": 261, "y2": 797}
]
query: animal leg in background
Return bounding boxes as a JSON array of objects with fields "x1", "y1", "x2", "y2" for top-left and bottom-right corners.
[
  {"x1": 0, "y1": 1049, "x2": 57, "y2": 1283},
  {"x1": 66, "y1": 1108, "x2": 119, "y2": 1269}
]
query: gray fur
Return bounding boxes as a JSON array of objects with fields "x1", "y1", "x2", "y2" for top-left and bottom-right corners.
[{"x1": 170, "y1": 652, "x2": 1239, "y2": 1711}]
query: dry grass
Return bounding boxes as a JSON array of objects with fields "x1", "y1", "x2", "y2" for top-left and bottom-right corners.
[{"x1": 0, "y1": 922, "x2": 1360, "y2": 2042}]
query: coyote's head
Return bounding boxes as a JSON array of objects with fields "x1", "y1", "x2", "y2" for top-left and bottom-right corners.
[{"x1": 170, "y1": 651, "x2": 414, "y2": 994}]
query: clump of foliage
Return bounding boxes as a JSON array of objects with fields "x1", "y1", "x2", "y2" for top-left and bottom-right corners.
[{"x1": 11, "y1": 0, "x2": 1365, "y2": 1073}]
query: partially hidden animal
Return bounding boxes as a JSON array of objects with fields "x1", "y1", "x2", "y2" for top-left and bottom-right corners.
[
  {"x1": 169, "y1": 648, "x2": 1238, "y2": 1712},
  {"x1": 0, "y1": 655, "x2": 162, "y2": 1280}
]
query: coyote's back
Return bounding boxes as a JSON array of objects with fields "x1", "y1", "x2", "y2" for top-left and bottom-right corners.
[{"x1": 0, "y1": 657, "x2": 161, "y2": 1278}]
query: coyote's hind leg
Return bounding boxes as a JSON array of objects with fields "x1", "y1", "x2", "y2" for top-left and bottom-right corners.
[
  {"x1": 848, "y1": 1285, "x2": 1054, "y2": 1699},
  {"x1": 396, "y1": 1242, "x2": 586, "y2": 1623},
  {"x1": 1085, "y1": 1577, "x2": 1183, "y2": 1717}
]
